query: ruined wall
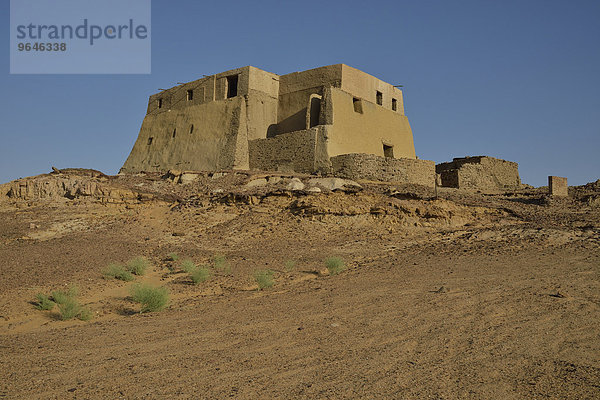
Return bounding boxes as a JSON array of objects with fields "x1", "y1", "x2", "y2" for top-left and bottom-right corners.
[
  {"x1": 436, "y1": 156, "x2": 521, "y2": 190},
  {"x1": 326, "y1": 87, "x2": 416, "y2": 159},
  {"x1": 248, "y1": 126, "x2": 329, "y2": 173},
  {"x1": 331, "y1": 153, "x2": 435, "y2": 187},
  {"x1": 121, "y1": 96, "x2": 248, "y2": 173},
  {"x1": 549, "y1": 176, "x2": 568, "y2": 196}
]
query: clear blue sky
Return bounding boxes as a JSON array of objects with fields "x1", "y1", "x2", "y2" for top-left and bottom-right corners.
[{"x1": 1, "y1": 0, "x2": 599, "y2": 186}]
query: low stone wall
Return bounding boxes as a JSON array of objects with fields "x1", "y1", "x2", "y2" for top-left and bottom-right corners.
[
  {"x1": 249, "y1": 128, "x2": 318, "y2": 173},
  {"x1": 330, "y1": 153, "x2": 435, "y2": 187},
  {"x1": 436, "y1": 156, "x2": 521, "y2": 190}
]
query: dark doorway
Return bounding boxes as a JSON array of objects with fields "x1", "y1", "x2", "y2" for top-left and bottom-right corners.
[
  {"x1": 226, "y1": 75, "x2": 238, "y2": 98},
  {"x1": 309, "y1": 97, "x2": 321, "y2": 128},
  {"x1": 383, "y1": 144, "x2": 394, "y2": 158}
]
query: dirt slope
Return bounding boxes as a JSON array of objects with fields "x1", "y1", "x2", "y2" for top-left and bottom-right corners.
[{"x1": 0, "y1": 170, "x2": 599, "y2": 399}]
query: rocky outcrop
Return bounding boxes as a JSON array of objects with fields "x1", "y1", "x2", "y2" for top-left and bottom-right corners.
[{"x1": 0, "y1": 172, "x2": 146, "y2": 203}]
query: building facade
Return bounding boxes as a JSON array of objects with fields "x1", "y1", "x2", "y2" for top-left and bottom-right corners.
[{"x1": 121, "y1": 64, "x2": 417, "y2": 175}]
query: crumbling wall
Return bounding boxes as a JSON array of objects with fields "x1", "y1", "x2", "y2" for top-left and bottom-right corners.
[
  {"x1": 436, "y1": 156, "x2": 521, "y2": 190},
  {"x1": 330, "y1": 153, "x2": 435, "y2": 188},
  {"x1": 248, "y1": 127, "x2": 329, "y2": 173}
]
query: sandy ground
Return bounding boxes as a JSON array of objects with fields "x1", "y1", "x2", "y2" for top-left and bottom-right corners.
[{"x1": 0, "y1": 171, "x2": 599, "y2": 399}]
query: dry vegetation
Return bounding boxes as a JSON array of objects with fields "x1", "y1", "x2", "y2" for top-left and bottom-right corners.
[{"x1": 0, "y1": 170, "x2": 599, "y2": 399}]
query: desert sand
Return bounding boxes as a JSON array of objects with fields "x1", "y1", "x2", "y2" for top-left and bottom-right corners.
[{"x1": 1, "y1": 170, "x2": 599, "y2": 399}]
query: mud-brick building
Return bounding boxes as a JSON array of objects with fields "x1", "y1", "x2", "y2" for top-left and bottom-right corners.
[{"x1": 121, "y1": 64, "x2": 434, "y2": 185}]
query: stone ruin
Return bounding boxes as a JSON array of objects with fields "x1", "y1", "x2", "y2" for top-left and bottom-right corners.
[{"x1": 436, "y1": 156, "x2": 521, "y2": 191}]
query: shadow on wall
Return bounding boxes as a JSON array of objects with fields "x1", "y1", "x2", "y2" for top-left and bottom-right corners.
[{"x1": 267, "y1": 108, "x2": 308, "y2": 138}]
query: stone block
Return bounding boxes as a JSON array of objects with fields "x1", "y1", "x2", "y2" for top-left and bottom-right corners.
[{"x1": 548, "y1": 176, "x2": 568, "y2": 197}]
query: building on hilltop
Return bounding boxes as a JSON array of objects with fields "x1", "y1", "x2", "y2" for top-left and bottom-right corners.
[{"x1": 120, "y1": 64, "x2": 434, "y2": 184}]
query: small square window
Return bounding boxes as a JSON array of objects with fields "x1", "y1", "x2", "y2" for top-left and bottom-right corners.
[
  {"x1": 147, "y1": 137, "x2": 153, "y2": 145},
  {"x1": 157, "y1": 98, "x2": 163, "y2": 108},
  {"x1": 392, "y1": 98, "x2": 397, "y2": 111},
  {"x1": 353, "y1": 97, "x2": 363, "y2": 113},
  {"x1": 187, "y1": 90, "x2": 193, "y2": 101},
  {"x1": 376, "y1": 91, "x2": 383, "y2": 106}
]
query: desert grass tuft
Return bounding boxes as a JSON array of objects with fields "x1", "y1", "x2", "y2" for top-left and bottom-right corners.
[
  {"x1": 284, "y1": 259, "x2": 296, "y2": 272},
  {"x1": 325, "y1": 257, "x2": 346, "y2": 275},
  {"x1": 34, "y1": 293, "x2": 55, "y2": 311},
  {"x1": 102, "y1": 263, "x2": 134, "y2": 281},
  {"x1": 51, "y1": 286, "x2": 78, "y2": 305},
  {"x1": 129, "y1": 284, "x2": 169, "y2": 313},
  {"x1": 213, "y1": 254, "x2": 231, "y2": 275},
  {"x1": 36, "y1": 286, "x2": 90, "y2": 321},
  {"x1": 180, "y1": 259, "x2": 197, "y2": 273},
  {"x1": 190, "y1": 266, "x2": 211, "y2": 284},
  {"x1": 254, "y1": 269, "x2": 274, "y2": 290},
  {"x1": 57, "y1": 298, "x2": 92, "y2": 321},
  {"x1": 167, "y1": 252, "x2": 179, "y2": 262},
  {"x1": 126, "y1": 256, "x2": 149, "y2": 276}
]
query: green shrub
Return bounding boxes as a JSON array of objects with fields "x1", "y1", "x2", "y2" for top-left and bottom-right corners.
[
  {"x1": 190, "y1": 266, "x2": 211, "y2": 284},
  {"x1": 254, "y1": 269, "x2": 274, "y2": 290},
  {"x1": 130, "y1": 284, "x2": 169, "y2": 313},
  {"x1": 34, "y1": 293, "x2": 55, "y2": 311},
  {"x1": 126, "y1": 256, "x2": 149, "y2": 276},
  {"x1": 102, "y1": 263, "x2": 134, "y2": 281},
  {"x1": 213, "y1": 254, "x2": 227, "y2": 269},
  {"x1": 77, "y1": 306, "x2": 93, "y2": 321},
  {"x1": 35, "y1": 286, "x2": 90, "y2": 321},
  {"x1": 284, "y1": 260, "x2": 296, "y2": 272},
  {"x1": 51, "y1": 286, "x2": 78, "y2": 305},
  {"x1": 167, "y1": 252, "x2": 179, "y2": 262},
  {"x1": 57, "y1": 297, "x2": 92, "y2": 321},
  {"x1": 180, "y1": 259, "x2": 196, "y2": 273},
  {"x1": 213, "y1": 254, "x2": 231, "y2": 275},
  {"x1": 325, "y1": 257, "x2": 346, "y2": 275}
]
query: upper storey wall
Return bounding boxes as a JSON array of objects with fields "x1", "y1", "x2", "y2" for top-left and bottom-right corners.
[
  {"x1": 279, "y1": 64, "x2": 342, "y2": 94},
  {"x1": 341, "y1": 65, "x2": 405, "y2": 114},
  {"x1": 144, "y1": 66, "x2": 280, "y2": 116},
  {"x1": 276, "y1": 65, "x2": 342, "y2": 134},
  {"x1": 248, "y1": 66, "x2": 279, "y2": 98}
]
